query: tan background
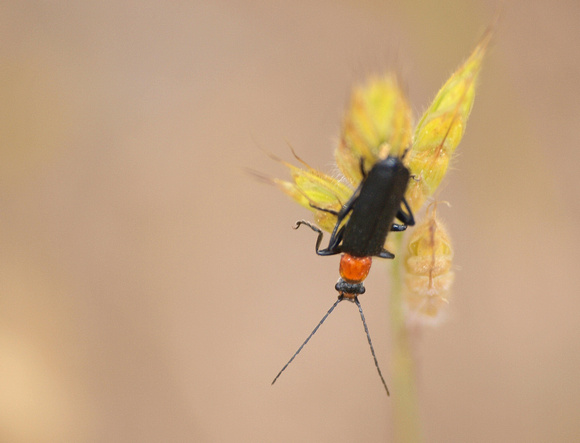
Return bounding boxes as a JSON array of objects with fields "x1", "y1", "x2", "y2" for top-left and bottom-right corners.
[{"x1": 1, "y1": 1, "x2": 579, "y2": 442}]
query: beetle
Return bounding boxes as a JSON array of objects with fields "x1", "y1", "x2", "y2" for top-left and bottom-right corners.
[{"x1": 272, "y1": 154, "x2": 415, "y2": 395}]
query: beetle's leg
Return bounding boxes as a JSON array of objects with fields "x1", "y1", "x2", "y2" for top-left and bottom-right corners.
[
  {"x1": 308, "y1": 204, "x2": 347, "y2": 252},
  {"x1": 335, "y1": 184, "x2": 362, "y2": 222},
  {"x1": 390, "y1": 223, "x2": 407, "y2": 232},
  {"x1": 294, "y1": 220, "x2": 342, "y2": 256},
  {"x1": 295, "y1": 186, "x2": 359, "y2": 257},
  {"x1": 308, "y1": 204, "x2": 339, "y2": 216},
  {"x1": 378, "y1": 249, "x2": 395, "y2": 259},
  {"x1": 359, "y1": 157, "x2": 367, "y2": 179},
  {"x1": 322, "y1": 182, "x2": 363, "y2": 251},
  {"x1": 395, "y1": 196, "x2": 415, "y2": 226},
  {"x1": 325, "y1": 225, "x2": 345, "y2": 253}
]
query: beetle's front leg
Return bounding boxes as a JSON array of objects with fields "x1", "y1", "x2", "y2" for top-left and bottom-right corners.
[{"x1": 294, "y1": 220, "x2": 342, "y2": 256}]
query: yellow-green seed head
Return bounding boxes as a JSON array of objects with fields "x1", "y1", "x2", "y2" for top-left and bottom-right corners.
[{"x1": 403, "y1": 203, "x2": 454, "y2": 324}]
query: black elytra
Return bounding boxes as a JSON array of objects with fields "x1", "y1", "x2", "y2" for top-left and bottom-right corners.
[{"x1": 307, "y1": 154, "x2": 415, "y2": 258}]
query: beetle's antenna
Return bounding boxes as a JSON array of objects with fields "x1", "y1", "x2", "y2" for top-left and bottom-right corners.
[
  {"x1": 272, "y1": 297, "x2": 344, "y2": 386},
  {"x1": 354, "y1": 297, "x2": 390, "y2": 395}
]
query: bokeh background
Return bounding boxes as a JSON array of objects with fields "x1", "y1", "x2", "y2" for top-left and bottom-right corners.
[{"x1": 1, "y1": 1, "x2": 579, "y2": 442}]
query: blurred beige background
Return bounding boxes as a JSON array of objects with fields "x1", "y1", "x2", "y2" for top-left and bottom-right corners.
[{"x1": 1, "y1": 1, "x2": 579, "y2": 442}]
